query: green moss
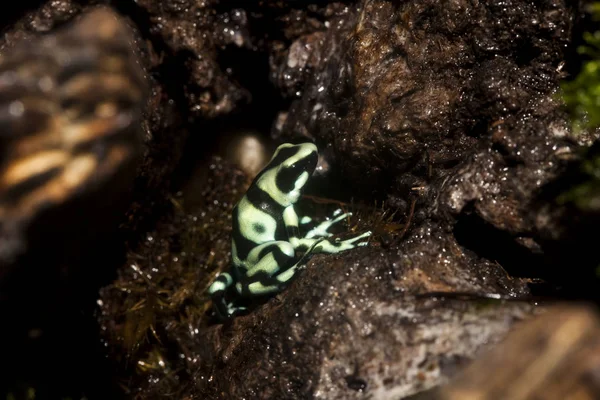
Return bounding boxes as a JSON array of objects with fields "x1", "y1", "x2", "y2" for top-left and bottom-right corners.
[
  {"x1": 561, "y1": 3, "x2": 600, "y2": 131},
  {"x1": 554, "y1": 4, "x2": 600, "y2": 210}
]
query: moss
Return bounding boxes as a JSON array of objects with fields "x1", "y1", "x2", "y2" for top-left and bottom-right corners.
[
  {"x1": 561, "y1": 3, "x2": 600, "y2": 131},
  {"x1": 97, "y1": 156, "x2": 249, "y2": 397},
  {"x1": 554, "y1": 3, "x2": 600, "y2": 210}
]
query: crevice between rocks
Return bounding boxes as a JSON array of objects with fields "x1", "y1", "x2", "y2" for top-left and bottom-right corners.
[{"x1": 452, "y1": 209, "x2": 544, "y2": 279}]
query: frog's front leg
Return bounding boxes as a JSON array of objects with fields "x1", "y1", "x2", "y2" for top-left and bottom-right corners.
[
  {"x1": 284, "y1": 205, "x2": 371, "y2": 253},
  {"x1": 283, "y1": 205, "x2": 351, "y2": 240},
  {"x1": 291, "y1": 230, "x2": 372, "y2": 254},
  {"x1": 305, "y1": 208, "x2": 353, "y2": 239},
  {"x1": 235, "y1": 240, "x2": 296, "y2": 297},
  {"x1": 268, "y1": 232, "x2": 370, "y2": 291}
]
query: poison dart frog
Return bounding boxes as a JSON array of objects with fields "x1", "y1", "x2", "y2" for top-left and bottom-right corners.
[{"x1": 208, "y1": 142, "x2": 372, "y2": 319}]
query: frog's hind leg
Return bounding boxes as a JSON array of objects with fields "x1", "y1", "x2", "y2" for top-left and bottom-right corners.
[
  {"x1": 271, "y1": 238, "x2": 326, "y2": 284},
  {"x1": 235, "y1": 241, "x2": 296, "y2": 297},
  {"x1": 304, "y1": 209, "x2": 353, "y2": 239},
  {"x1": 208, "y1": 270, "x2": 235, "y2": 319}
]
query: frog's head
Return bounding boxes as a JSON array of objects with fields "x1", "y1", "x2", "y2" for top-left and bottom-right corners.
[{"x1": 257, "y1": 142, "x2": 318, "y2": 206}]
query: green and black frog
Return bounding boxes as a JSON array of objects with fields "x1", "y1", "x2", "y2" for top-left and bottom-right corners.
[{"x1": 208, "y1": 142, "x2": 372, "y2": 319}]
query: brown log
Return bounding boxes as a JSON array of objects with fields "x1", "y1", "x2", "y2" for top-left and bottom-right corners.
[{"x1": 437, "y1": 304, "x2": 600, "y2": 400}]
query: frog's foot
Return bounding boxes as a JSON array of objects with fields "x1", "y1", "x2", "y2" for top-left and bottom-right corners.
[
  {"x1": 209, "y1": 291, "x2": 232, "y2": 320},
  {"x1": 214, "y1": 303, "x2": 247, "y2": 320},
  {"x1": 349, "y1": 230, "x2": 372, "y2": 247},
  {"x1": 211, "y1": 294, "x2": 247, "y2": 320},
  {"x1": 226, "y1": 302, "x2": 247, "y2": 316},
  {"x1": 299, "y1": 216, "x2": 313, "y2": 225},
  {"x1": 305, "y1": 208, "x2": 352, "y2": 239},
  {"x1": 330, "y1": 230, "x2": 372, "y2": 251}
]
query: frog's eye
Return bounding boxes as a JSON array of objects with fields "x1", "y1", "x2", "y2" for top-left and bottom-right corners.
[
  {"x1": 275, "y1": 152, "x2": 317, "y2": 192},
  {"x1": 276, "y1": 165, "x2": 303, "y2": 192}
]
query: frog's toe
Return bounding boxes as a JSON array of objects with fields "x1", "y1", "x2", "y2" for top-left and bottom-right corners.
[
  {"x1": 349, "y1": 230, "x2": 372, "y2": 242},
  {"x1": 227, "y1": 303, "x2": 246, "y2": 313},
  {"x1": 356, "y1": 231, "x2": 372, "y2": 247}
]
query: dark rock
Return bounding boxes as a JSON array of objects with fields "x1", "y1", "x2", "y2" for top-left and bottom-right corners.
[
  {"x1": 438, "y1": 95, "x2": 574, "y2": 235},
  {"x1": 390, "y1": 221, "x2": 530, "y2": 297},
  {"x1": 194, "y1": 243, "x2": 538, "y2": 399},
  {"x1": 529, "y1": 140, "x2": 600, "y2": 294},
  {"x1": 128, "y1": 0, "x2": 252, "y2": 118},
  {"x1": 275, "y1": 0, "x2": 576, "y2": 226},
  {"x1": 269, "y1": 3, "x2": 352, "y2": 100}
]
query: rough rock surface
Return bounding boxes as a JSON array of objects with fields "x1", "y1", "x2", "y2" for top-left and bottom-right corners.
[
  {"x1": 202, "y1": 297, "x2": 537, "y2": 399},
  {"x1": 276, "y1": 0, "x2": 576, "y2": 235},
  {"x1": 127, "y1": 0, "x2": 252, "y2": 118},
  {"x1": 194, "y1": 236, "x2": 536, "y2": 399}
]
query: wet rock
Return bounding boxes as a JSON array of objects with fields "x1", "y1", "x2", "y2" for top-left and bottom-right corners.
[
  {"x1": 390, "y1": 221, "x2": 530, "y2": 297},
  {"x1": 437, "y1": 95, "x2": 575, "y2": 237},
  {"x1": 194, "y1": 242, "x2": 537, "y2": 399},
  {"x1": 210, "y1": 297, "x2": 535, "y2": 399},
  {"x1": 269, "y1": 3, "x2": 352, "y2": 99},
  {"x1": 275, "y1": 0, "x2": 576, "y2": 227},
  {"x1": 129, "y1": 0, "x2": 253, "y2": 118}
]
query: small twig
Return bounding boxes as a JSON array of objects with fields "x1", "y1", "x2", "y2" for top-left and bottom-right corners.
[
  {"x1": 302, "y1": 194, "x2": 349, "y2": 207},
  {"x1": 398, "y1": 197, "x2": 417, "y2": 239}
]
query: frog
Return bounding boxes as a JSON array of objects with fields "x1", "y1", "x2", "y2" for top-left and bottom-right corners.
[{"x1": 208, "y1": 142, "x2": 372, "y2": 320}]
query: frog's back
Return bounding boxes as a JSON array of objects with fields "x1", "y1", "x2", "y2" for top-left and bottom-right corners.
[
  {"x1": 230, "y1": 142, "x2": 318, "y2": 263},
  {"x1": 231, "y1": 184, "x2": 288, "y2": 261}
]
